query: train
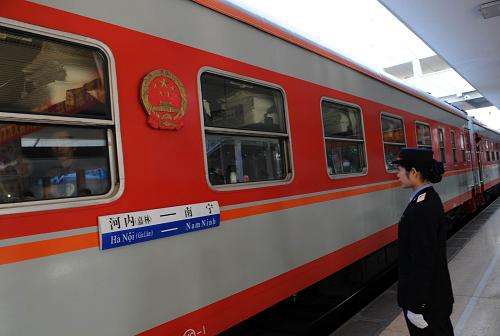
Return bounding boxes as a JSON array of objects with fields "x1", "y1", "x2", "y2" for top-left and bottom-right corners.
[{"x1": 0, "y1": 1, "x2": 499, "y2": 335}]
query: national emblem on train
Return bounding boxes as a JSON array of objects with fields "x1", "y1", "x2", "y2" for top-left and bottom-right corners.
[{"x1": 140, "y1": 69, "x2": 188, "y2": 130}]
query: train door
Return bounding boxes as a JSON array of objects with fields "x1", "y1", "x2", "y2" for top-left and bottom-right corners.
[{"x1": 468, "y1": 119, "x2": 484, "y2": 206}]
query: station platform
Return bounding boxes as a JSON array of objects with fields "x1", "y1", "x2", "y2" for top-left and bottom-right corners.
[{"x1": 332, "y1": 197, "x2": 500, "y2": 336}]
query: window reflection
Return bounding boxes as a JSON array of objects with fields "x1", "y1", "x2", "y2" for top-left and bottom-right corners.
[
  {"x1": 322, "y1": 100, "x2": 366, "y2": 176},
  {"x1": 0, "y1": 28, "x2": 109, "y2": 119},
  {"x1": 384, "y1": 144, "x2": 404, "y2": 171},
  {"x1": 451, "y1": 131, "x2": 457, "y2": 163},
  {"x1": 322, "y1": 101, "x2": 363, "y2": 139},
  {"x1": 201, "y1": 72, "x2": 290, "y2": 187},
  {"x1": 0, "y1": 123, "x2": 110, "y2": 203},
  {"x1": 381, "y1": 115, "x2": 406, "y2": 171},
  {"x1": 438, "y1": 129, "x2": 446, "y2": 163},
  {"x1": 201, "y1": 73, "x2": 286, "y2": 133},
  {"x1": 382, "y1": 116, "x2": 405, "y2": 143},
  {"x1": 325, "y1": 140, "x2": 365, "y2": 175},
  {"x1": 206, "y1": 134, "x2": 285, "y2": 185},
  {"x1": 416, "y1": 123, "x2": 432, "y2": 149}
]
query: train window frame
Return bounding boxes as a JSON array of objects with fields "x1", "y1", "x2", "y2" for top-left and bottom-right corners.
[
  {"x1": 197, "y1": 67, "x2": 294, "y2": 191},
  {"x1": 320, "y1": 97, "x2": 368, "y2": 179},
  {"x1": 450, "y1": 130, "x2": 457, "y2": 163},
  {"x1": 415, "y1": 121, "x2": 433, "y2": 150},
  {"x1": 380, "y1": 112, "x2": 407, "y2": 173},
  {"x1": 466, "y1": 132, "x2": 472, "y2": 162},
  {"x1": 460, "y1": 132, "x2": 467, "y2": 163},
  {"x1": 437, "y1": 128, "x2": 446, "y2": 164},
  {"x1": 0, "y1": 18, "x2": 124, "y2": 215}
]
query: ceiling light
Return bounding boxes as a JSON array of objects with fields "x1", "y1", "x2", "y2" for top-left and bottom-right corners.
[{"x1": 480, "y1": 1, "x2": 500, "y2": 19}]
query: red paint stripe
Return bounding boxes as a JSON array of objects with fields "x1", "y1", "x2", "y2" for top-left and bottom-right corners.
[
  {"x1": 0, "y1": 182, "x2": 399, "y2": 265},
  {"x1": 0, "y1": 181, "x2": 485, "y2": 266},
  {"x1": 444, "y1": 168, "x2": 472, "y2": 177},
  {"x1": 484, "y1": 177, "x2": 500, "y2": 192},
  {"x1": 138, "y1": 224, "x2": 398, "y2": 336},
  {"x1": 481, "y1": 162, "x2": 499, "y2": 168},
  {"x1": 443, "y1": 190, "x2": 473, "y2": 212}
]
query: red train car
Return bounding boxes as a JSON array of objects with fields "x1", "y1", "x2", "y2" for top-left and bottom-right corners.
[{"x1": 0, "y1": 1, "x2": 499, "y2": 335}]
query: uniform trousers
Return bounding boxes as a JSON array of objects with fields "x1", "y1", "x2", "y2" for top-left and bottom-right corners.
[{"x1": 403, "y1": 310, "x2": 454, "y2": 336}]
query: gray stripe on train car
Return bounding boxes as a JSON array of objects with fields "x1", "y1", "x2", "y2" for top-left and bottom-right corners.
[
  {"x1": 0, "y1": 176, "x2": 471, "y2": 336},
  {"x1": 0, "y1": 187, "x2": 404, "y2": 336},
  {"x1": 30, "y1": 0, "x2": 467, "y2": 128}
]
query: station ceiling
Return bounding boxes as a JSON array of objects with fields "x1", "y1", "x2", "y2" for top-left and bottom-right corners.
[{"x1": 378, "y1": 0, "x2": 500, "y2": 110}]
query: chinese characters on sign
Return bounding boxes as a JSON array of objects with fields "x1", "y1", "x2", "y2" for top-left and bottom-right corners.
[
  {"x1": 98, "y1": 202, "x2": 220, "y2": 250},
  {"x1": 108, "y1": 214, "x2": 152, "y2": 231}
]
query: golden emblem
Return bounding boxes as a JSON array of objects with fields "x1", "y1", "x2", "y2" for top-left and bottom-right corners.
[{"x1": 140, "y1": 69, "x2": 187, "y2": 130}]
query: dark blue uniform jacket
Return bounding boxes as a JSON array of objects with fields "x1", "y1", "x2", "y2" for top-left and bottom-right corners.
[{"x1": 397, "y1": 186, "x2": 454, "y2": 315}]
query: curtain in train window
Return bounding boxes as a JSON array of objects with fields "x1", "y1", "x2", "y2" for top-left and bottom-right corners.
[
  {"x1": 201, "y1": 72, "x2": 290, "y2": 186},
  {"x1": 381, "y1": 115, "x2": 406, "y2": 171},
  {"x1": 0, "y1": 28, "x2": 110, "y2": 119},
  {"x1": 322, "y1": 101, "x2": 366, "y2": 175},
  {"x1": 438, "y1": 129, "x2": 446, "y2": 163},
  {"x1": 416, "y1": 123, "x2": 432, "y2": 149}
]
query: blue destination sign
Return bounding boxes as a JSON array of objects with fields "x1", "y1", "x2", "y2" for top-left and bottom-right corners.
[{"x1": 98, "y1": 201, "x2": 220, "y2": 250}]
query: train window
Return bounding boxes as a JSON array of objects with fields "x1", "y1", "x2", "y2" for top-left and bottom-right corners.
[
  {"x1": 381, "y1": 114, "x2": 406, "y2": 171},
  {"x1": 0, "y1": 123, "x2": 110, "y2": 203},
  {"x1": 201, "y1": 72, "x2": 290, "y2": 186},
  {"x1": 0, "y1": 27, "x2": 110, "y2": 120},
  {"x1": 201, "y1": 73, "x2": 286, "y2": 133},
  {"x1": 0, "y1": 25, "x2": 117, "y2": 208},
  {"x1": 486, "y1": 151, "x2": 490, "y2": 162},
  {"x1": 466, "y1": 136, "x2": 472, "y2": 162},
  {"x1": 437, "y1": 129, "x2": 446, "y2": 163},
  {"x1": 321, "y1": 100, "x2": 366, "y2": 176},
  {"x1": 450, "y1": 130, "x2": 457, "y2": 163},
  {"x1": 416, "y1": 123, "x2": 432, "y2": 150},
  {"x1": 460, "y1": 133, "x2": 466, "y2": 162}
]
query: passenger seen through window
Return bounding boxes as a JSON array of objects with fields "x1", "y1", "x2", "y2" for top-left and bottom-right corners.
[{"x1": 0, "y1": 123, "x2": 110, "y2": 203}]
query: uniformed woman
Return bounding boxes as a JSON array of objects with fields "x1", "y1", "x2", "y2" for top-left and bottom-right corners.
[{"x1": 393, "y1": 148, "x2": 454, "y2": 336}]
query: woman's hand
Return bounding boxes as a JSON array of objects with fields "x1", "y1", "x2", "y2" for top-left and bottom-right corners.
[{"x1": 407, "y1": 310, "x2": 428, "y2": 329}]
